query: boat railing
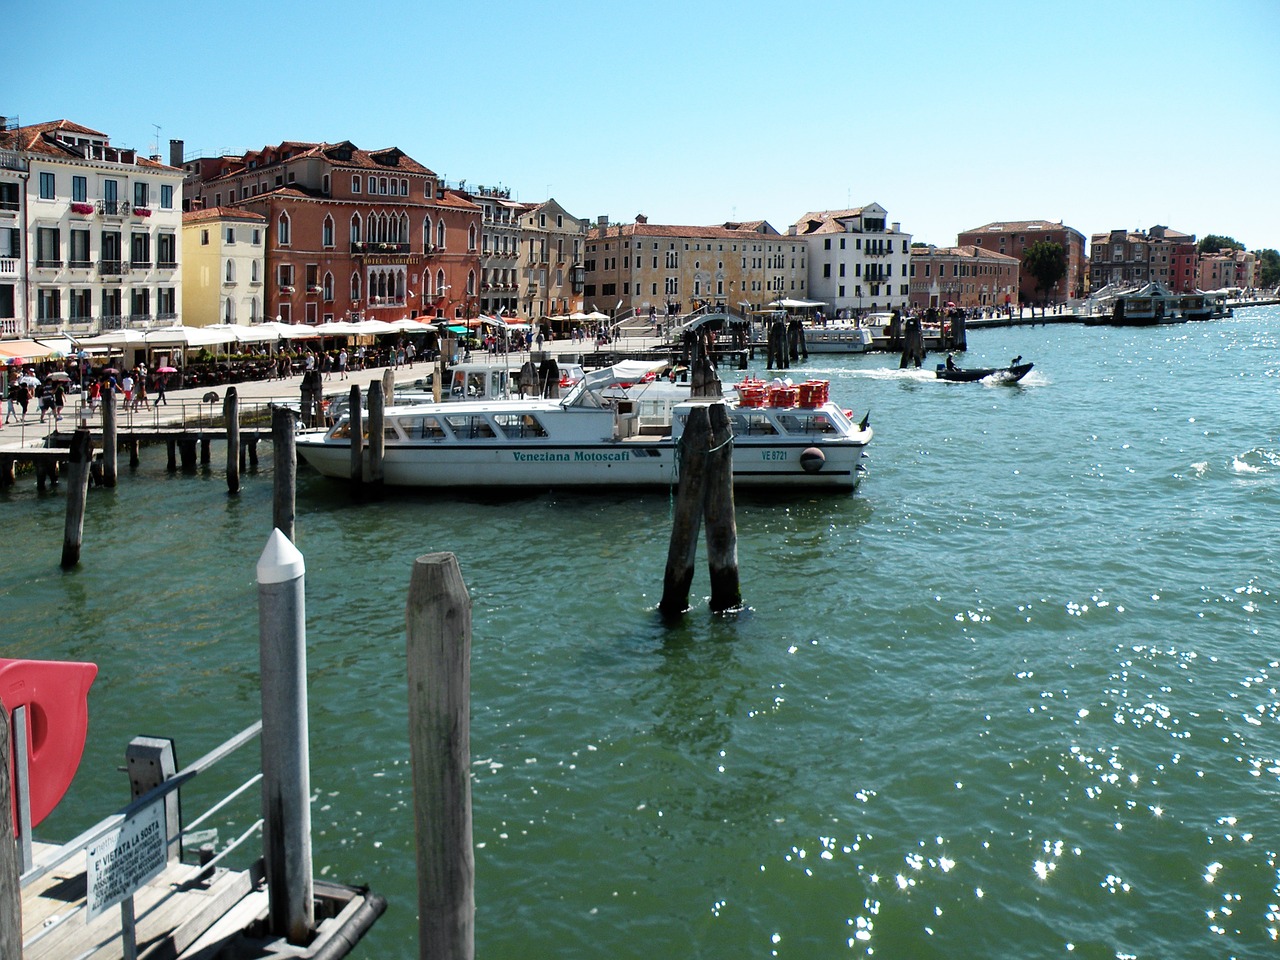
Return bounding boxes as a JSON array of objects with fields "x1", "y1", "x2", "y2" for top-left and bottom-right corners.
[{"x1": 18, "y1": 721, "x2": 265, "y2": 947}]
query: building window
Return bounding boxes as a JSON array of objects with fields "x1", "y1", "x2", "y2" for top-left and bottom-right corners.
[
  {"x1": 37, "y1": 288, "x2": 61, "y2": 321},
  {"x1": 322, "y1": 215, "x2": 334, "y2": 248},
  {"x1": 226, "y1": 227, "x2": 236, "y2": 244},
  {"x1": 351, "y1": 272, "x2": 361, "y2": 301},
  {"x1": 323, "y1": 272, "x2": 334, "y2": 301},
  {"x1": 133, "y1": 182, "x2": 149, "y2": 208},
  {"x1": 322, "y1": 174, "x2": 330, "y2": 195},
  {"x1": 39, "y1": 172, "x2": 55, "y2": 199},
  {"x1": 350, "y1": 214, "x2": 362, "y2": 244},
  {"x1": 69, "y1": 229, "x2": 90, "y2": 267},
  {"x1": 352, "y1": 175, "x2": 362, "y2": 193},
  {"x1": 36, "y1": 227, "x2": 60, "y2": 266},
  {"x1": 226, "y1": 260, "x2": 235, "y2": 283},
  {"x1": 436, "y1": 221, "x2": 446, "y2": 249},
  {"x1": 278, "y1": 212, "x2": 291, "y2": 245},
  {"x1": 160, "y1": 184, "x2": 173, "y2": 209},
  {"x1": 201, "y1": 229, "x2": 209, "y2": 246},
  {"x1": 252, "y1": 229, "x2": 261, "y2": 245},
  {"x1": 72, "y1": 176, "x2": 87, "y2": 202}
]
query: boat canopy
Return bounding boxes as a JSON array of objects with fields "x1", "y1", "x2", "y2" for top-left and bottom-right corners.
[{"x1": 564, "y1": 360, "x2": 668, "y2": 407}]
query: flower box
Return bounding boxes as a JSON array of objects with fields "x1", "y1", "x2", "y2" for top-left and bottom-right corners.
[
  {"x1": 70, "y1": 202, "x2": 95, "y2": 215},
  {"x1": 134, "y1": 207, "x2": 152, "y2": 218}
]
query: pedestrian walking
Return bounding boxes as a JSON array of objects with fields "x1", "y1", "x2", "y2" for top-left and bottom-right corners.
[{"x1": 154, "y1": 375, "x2": 168, "y2": 406}]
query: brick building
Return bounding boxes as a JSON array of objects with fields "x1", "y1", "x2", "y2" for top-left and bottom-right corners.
[
  {"x1": 957, "y1": 219, "x2": 1086, "y2": 304},
  {"x1": 180, "y1": 139, "x2": 481, "y2": 325},
  {"x1": 1088, "y1": 225, "x2": 1197, "y2": 293},
  {"x1": 907, "y1": 245, "x2": 1020, "y2": 310}
]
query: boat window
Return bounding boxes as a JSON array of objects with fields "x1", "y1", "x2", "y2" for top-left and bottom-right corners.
[
  {"x1": 776, "y1": 413, "x2": 836, "y2": 434},
  {"x1": 385, "y1": 423, "x2": 401, "y2": 441},
  {"x1": 442, "y1": 414, "x2": 499, "y2": 440},
  {"x1": 494, "y1": 413, "x2": 547, "y2": 438},
  {"x1": 399, "y1": 416, "x2": 447, "y2": 440},
  {"x1": 330, "y1": 421, "x2": 351, "y2": 439},
  {"x1": 729, "y1": 412, "x2": 778, "y2": 436}
]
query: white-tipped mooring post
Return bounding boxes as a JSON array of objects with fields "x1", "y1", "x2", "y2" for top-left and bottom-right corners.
[
  {"x1": 406, "y1": 553, "x2": 474, "y2": 960},
  {"x1": 101, "y1": 387, "x2": 118, "y2": 487},
  {"x1": 256, "y1": 530, "x2": 314, "y2": 945}
]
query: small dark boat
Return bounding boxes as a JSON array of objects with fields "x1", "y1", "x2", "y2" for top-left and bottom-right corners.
[{"x1": 936, "y1": 357, "x2": 1034, "y2": 383}]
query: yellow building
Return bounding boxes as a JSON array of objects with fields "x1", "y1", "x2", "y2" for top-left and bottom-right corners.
[
  {"x1": 583, "y1": 215, "x2": 805, "y2": 318},
  {"x1": 181, "y1": 207, "x2": 266, "y2": 326}
]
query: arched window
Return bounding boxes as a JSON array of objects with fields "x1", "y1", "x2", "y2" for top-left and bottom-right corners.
[
  {"x1": 223, "y1": 297, "x2": 235, "y2": 321},
  {"x1": 323, "y1": 272, "x2": 334, "y2": 302},
  {"x1": 423, "y1": 217, "x2": 432, "y2": 251},
  {"x1": 322, "y1": 215, "x2": 334, "y2": 248},
  {"x1": 350, "y1": 272, "x2": 361, "y2": 301},
  {"x1": 251, "y1": 261, "x2": 259, "y2": 283},
  {"x1": 380, "y1": 177, "x2": 388, "y2": 195},
  {"x1": 466, "y1": 270, "x2": 476, "y2": 296},
  {"x1": 396, "y1": 272, "x2": 406, "y2": 300},
  {"x1": 249, "y1": 296, "x2": 259, "y2": 322},
  {"x1": 225, "y1": 260, "x2": 235, "y2": 283},
  {"x1": 399, "y1": 213, "x2": 409, "y2": 244},
  {"x1": 278, "y1": 212, "x2": 291, "y2": 245},
  {"x1": 468, "y1": 225, "x2": 477, "y2": 251},
  {"x1": 435, "y1": 269, "x2": 445, "y2": 297},
  {"x1": 436, "y1": 221, "x2": 446, "y2": 249},
  {"x1": 350, "y1": 213, "x2": 362, "y2": 244}
]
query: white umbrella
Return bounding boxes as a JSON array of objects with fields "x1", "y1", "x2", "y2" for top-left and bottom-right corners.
[
  {"x1": 584, "y1": 311, "x2": 609, "y2": 320},
  {"x1": 145, "y1": 325, "x2": 231, "y2": 347},
  {"x1": 204, "y1": 322, "x2": 280, "y2": 344},
  {"x1": 256, "y1": 321, "x2": 313, "y2": 340},
  {"x1": 313, "y1": 320, "x2": 360, "y2": 335},
  {"x1": 74, "y1": 329, "x2": 147, "y2": 348},
  {"x1": 351, "y1": 319, "x2": 397, "y2": 335}
]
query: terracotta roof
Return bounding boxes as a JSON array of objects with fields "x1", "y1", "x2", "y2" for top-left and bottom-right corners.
[
  {"x1": 961, "y1": 219, "x2": 1079, "y2": 235},
  {"x1": 589, "y1": 222, "x2": 789, "y2": 243},
  {"x1": 433, "y1": 190, "x2": 481, "y2": 211},
  {"x1": 204, "y1": 139, "x2": 436, "y2": 184},
  {"x1": 913, "y1": 245, "x2": 1021, "y2": 261},
  {"x1": 0, "y1": 119, "x2": 182, "y2": 171},
  {"x1": 183, "y1": 206, "x2": 267, "y2": 224}
]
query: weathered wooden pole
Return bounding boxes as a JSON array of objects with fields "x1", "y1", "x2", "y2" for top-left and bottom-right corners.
[
  {"x1": 101, "y1": 387, "x2": 118, "y2": 487},
  {"x1": 178, "y1": 436, "x2": 197, "y2": 471},
  {"x1": 407, "y1": 553, "x2": 474, "y2": 960},
  {"x1": 382, "y1": 368, "x2": 395, "y2": 408},
  {"x1": 272, "y1": 406, "x2": 296, "y2": 542},
  {"x1": 127, "y1": 438, "x2": 140, "y2": 467},
  {"x1": 0, "y1": 700, "x2": 21, "y2": 960},
  {"x1": 200, "y1": 436, "x2": 211, "y2": 465},
  {"x1": 225, "y1": 386, "x2": 240, "y2": 494},
  {"x1": 165, "y1": 437, "x2": 177, "y2": 472},
  {"x1": 61, "y1": 428, "x2": 94, "y2": 569},
  {"x1": 367, "y1": 380, "x2": 385, "y2": 487},
  {"x1": 349, "y1": 385, "x2": 363, "y2": 488},
  {"x1": 659, "y1": 405, "x2": 711, "y2": 616},
  {"x1": 256, "y1": 530, "x2": 314, "y2": 945},
  {"x1": 704, "y1": 403, "x2": 740, "y2": 612}
]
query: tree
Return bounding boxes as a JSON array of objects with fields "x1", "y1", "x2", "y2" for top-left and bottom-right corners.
[
  {"x1": 1198, "y1": 234, "x2": 1244, "y2": 255},
  {"x1": 1257, "y1": 249, "x2": 1280, "y2": 288},
  {"x1": 1022, "y1": 240, "x2": 1066, "y2": 310}
]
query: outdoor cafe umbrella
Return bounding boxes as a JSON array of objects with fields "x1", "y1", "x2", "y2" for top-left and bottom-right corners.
[{"x1": 157, "y1": 365, "x2": 178, "y2": 374}]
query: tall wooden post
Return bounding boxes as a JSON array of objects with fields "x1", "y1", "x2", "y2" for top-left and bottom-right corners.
[
  {"x1": 659, "y1": 405, "x2": 711, "y2": 616},
  {"x1": 0, "y1": 701, "x2": 20, "y2": 960},
  {"x1": 256, "y1": 530, "x2": 314, "y2": 945},
  {"x1": 225, "y1": 387, "x2": 240, "y2": 494},
  {"x1": 348, "y1": 385, "x2": 363, "y2": 487},
  {"x1": 382, "y1": 368, "x2": 395, "y2": 408},
  {"x1": 406, "y1": 553, "x2": 474, "y2": 960},
  {"x1": 704, "y1": 403, "x2": 740, "y2": 611},
  {"x1": 367, "y1": 380, "x2": 385, "y2": 487},
  {"x1": 61, "y1": 428, "x2": 94, "y2": 569},
  {"x1": 101, "y1": 387, "x2": 118, "y2": 487},
  {"x1": 272, "y1": 406, "x2": 296, "y2": 542}
]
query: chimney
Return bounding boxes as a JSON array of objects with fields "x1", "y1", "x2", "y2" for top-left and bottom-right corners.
[
  {"x1": 597, "y1": 215, "x2": 609, "y2": 227},
  {"x1": 891, "y1": 222, "x2": 900, "y2": 233},
  {"x1": 169, "y1": 139, "x2": 184, "y2": 167},
  {"x1": 635, "y1": 213, "x2": 647, "y2": 224}
]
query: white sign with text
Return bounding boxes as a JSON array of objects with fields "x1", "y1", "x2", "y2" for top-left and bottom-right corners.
[{"x1": 85, "y1": 800, "x2": 167, "y2": 920}]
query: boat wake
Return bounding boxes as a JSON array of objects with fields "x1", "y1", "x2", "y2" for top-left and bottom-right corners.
[{"x1": 1231, "y1": 447, "x2": 1280, "y2": 474}]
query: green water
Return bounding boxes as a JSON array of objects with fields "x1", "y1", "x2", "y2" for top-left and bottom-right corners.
[{"x1": 4, "y1": 308, "x2": 1280, "y2": 958}]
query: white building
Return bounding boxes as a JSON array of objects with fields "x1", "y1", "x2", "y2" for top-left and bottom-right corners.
[
  {"x1": 0, "y1": 119, "x2": 27, "y2": 337},
  {"x1": 789, "y1": 203, "x2": 912, "y2": 316},
  {"x1": 0, "y1": 119, "x2": 184, "y2": 338}
]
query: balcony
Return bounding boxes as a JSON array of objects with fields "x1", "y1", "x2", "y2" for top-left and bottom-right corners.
[
  {"x1": 126, "y1": 314, "x2": 152, "y2": 328},
  {"x1": 0, "y1": 258, "x2": 18, "y2": 278},
  {"x1": 350, "y1": 241, "x2": 410, "y2": 254},
  {"x1": 99, "y1": 259, "x2": 125, "y2": 275},
  {"x1": 157, "y1": 259, "x2": 178, "y2": 270},
  {"x1": 35, "y1": 258, "x2": 61, "y2": 269},
  {"x1": 131, "y1": 258, "x2": 151, "y2": 270},
  {"x1": 100, "y1": 315, "x2": 125, "y2": 329},
  {"x1": 35, "y1": 314, "x2": 62, "y2": 326},
  {"x1": 156, "y1": 311, "x2": 178, "y2": 322},
  {"x1": 68, "y1": 259, "x2": 92, "y2": 270},
  {"x1": 97, "y1": 200, "x2": 129, "y2": 218}
]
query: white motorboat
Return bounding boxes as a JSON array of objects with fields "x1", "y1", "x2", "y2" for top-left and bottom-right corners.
[{"x1": 296, "y1": 361, "x2": 872, "y2": 491}]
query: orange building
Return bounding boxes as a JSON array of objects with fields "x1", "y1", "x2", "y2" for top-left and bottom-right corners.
[
  {"x1": 178, "y1": 139, "x2": 481, "y2": 325},
  {"x1": 908, "y1": 245, "x2": 1020, "y2": 310}
]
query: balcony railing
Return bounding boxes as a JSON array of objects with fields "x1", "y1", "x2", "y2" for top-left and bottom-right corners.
[
  {"x1": 97, "y1": 200, "x2": 129, "y2": 217},
  {"x1": 157, "y1": 259, "x2": 178, "y2": 270},
  {"x1": 0, "y1": 199, "x2": 19, "y2": 212},
  {"x1": 126, "y1": 313, "x2": 152, "y2": 328},
  {"x1": 67, "y1": 258, "x2": 92, "y2": 269},
  {"x1": 35, "y1": 258, "x2": 61, "y2": 269},
  {"x1": 101, "y1": 314, "x2": 125, "y2": 329},
  {"x1": 99, "y1": 259, "x2": 125, "y2": 275},
  {"x1": 131, "y1": 258, "x2": 151, "y2": 270},
  {"x1": 350, "y1": 241, "x2": 410, "y2": 254},
  {"x1": 156, "y1": 311, "x2": 178, "y2": 322},
  {"x1": 0, "y1": 257, "x2": 18, "y2": 278}
]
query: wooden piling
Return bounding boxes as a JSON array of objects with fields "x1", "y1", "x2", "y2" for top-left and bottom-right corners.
[
  {"x1": 61, "y1": 429, "x2": 94, "y2": 570},
  {"x1": 225, "y1": 387, "x2": 240, "y2": 494},
  {"x1": 272, "y1": 406, "x2": 296, "y2": 542},
  {"x1": 0, "y1": 701, "x2": 20, "y2": 960},
  {"x1": 247, "y1": 438, "x2": 259, "y2": 469},
  {"x1": 349, "y1": 385, "x2": 363, "y2": 487},
  {"x1": 367, "y1": 380, "x2": 385, "y2": 487},
  {"x1": 128, "y1": 438, "x2": 140, "y2": 467},
  {"x1": 704, "y1": 404, "x2": 741, "y2": 612},
  {"x1": 406, "y1": 553, "x2": 475, "y2": 960},
  {"x1": 166, "y1": 437, "x2": 177, "y2": 472},
  {"x1": 659, "y1": 405, "x2": 711, "y2": 617},
  {"x1": 200, "y1": 436, "x2": 211, "y2": 465},
  {"x1": 101, "y1": 387, "x2": 118, "y2": 487},
  {"x1": 0, "y1": 457, "x2": 13, "y2": 487},
  {"x1": 178, "y1": 436, "x2": 197, "y2": 472},
  {"x1": 382, "y1": 368, "x2": 395, "y2": 408}
]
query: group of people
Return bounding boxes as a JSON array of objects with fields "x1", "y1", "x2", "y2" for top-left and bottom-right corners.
[{"x1": 3, "y1": 364, "x2": 172, "y2": 428}]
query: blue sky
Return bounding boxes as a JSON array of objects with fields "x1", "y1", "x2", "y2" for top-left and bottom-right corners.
[{"x1": 11, "y1": 0, "x2": 1279, "y2": 250}]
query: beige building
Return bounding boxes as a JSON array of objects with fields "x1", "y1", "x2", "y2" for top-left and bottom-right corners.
[
  {"x1": 1196, "y1": 247, "x2": 1256, "y2": 291},
  {"x1": 583, "y1": 215, "x2": 804, "y2": 319},
  {"x1": 517, "y1": 198, "x2": 587, "y2": 322},
  {"x1": 908, "y1": 245, "x2": 1020, "y2": 309},
  {"x1": 181, "y1": 207, "x2": 267, "y2": 326},
  {"x1": 459, "y1": 185, "x2": 524, "y2": 317}
]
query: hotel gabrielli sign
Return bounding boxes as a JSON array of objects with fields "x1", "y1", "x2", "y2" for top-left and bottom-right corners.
[
  {"x1": 364, "y1": 254, "x2": 421, "y2": 266},
  {"x1": 85, "y1": 799, "x2": 168, "y2": 919}
]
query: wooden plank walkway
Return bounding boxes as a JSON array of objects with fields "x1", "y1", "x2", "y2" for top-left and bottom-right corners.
[{"x1": 20, "y1": 843, "x2": 382, "y2": 959}]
